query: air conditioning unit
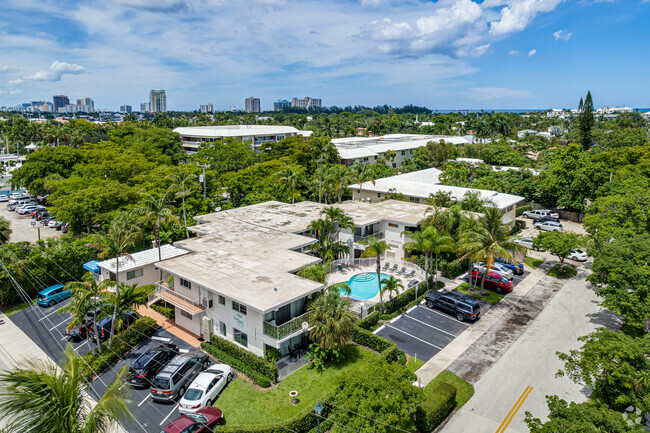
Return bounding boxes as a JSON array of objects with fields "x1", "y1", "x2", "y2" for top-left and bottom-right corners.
[
  {"x1": 202, "y1": 316, "x2": 213, "y2": 341},
  {"x1": 201, "y1": 298, "x2": 208, "y2": 308}
]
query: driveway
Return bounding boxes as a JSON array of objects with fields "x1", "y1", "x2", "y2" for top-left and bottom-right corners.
[
  {"x1": 1, "y1": 204, "x2": 61, "y2": 243},
  {"x1": 375, "y1": 304, "x2": 470, "y2": 362}
]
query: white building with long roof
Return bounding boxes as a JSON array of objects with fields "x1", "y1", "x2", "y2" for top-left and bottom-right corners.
[{"x1": 173, "y1": 125, "x2": 303, "y2": 153}]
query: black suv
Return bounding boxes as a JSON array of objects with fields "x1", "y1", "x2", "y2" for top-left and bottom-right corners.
[
  {"x1": 128, "y1": 343, "x2": 179, "y2": 388},
  {"x1": 92, "y1": 311, "x2": 139, "y2": 341},
  {"x1": 425, "y1": 291, "x2": 480, "y2": 322},
  {"x1": 533, "y1": 215, "x2": 560, "y2": 224}
]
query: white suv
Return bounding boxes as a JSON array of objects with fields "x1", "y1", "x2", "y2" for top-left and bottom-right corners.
[
  {"x1": 535, "y1": 221, "x2": 563, "y2": 232},
  {"x1": 522, "y1": 209, "x2": 559, "y2": 220}
]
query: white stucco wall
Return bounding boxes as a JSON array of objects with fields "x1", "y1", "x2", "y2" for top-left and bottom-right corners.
[{"x1": 98, "y1": 263, "x2": 161, "y2": 287}]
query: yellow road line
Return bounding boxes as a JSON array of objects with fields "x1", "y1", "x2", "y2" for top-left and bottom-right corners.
[{"x1": 495, "y1": 386, "x2": 533, "y2": 433}]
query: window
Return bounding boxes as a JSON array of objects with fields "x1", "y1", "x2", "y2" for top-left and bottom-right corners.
[
  {"x1": 180, "y1": 310, "x2": 192, "y2": 319},
  {"x1": 180, "y1": 278, "x2": 191, "y2": 289},
  {"x1": 234, "y1": 329, "x2": 248, "y2": 347},
  {"x1": 374, "y1": 155, "x2": 378, "y2": 160},
  {"x1": 377, "y1": 193, "x2": 382, "y2": 198},
  {"x1": 388, "y1": 223, "x2": 398, "y2": 228},
  {"x1": 232, "y1": 301, "x2": 247, "y2": 315},
  {"x1": 409, "y1": 197, "x2": 420, "y2": 203},
  {"x1": 218, "y1": 295, "x2": 225, "y2": 305},
  {"x1": 401, "y1": 150, "x2": 406, "y2": 155},
  {"x1": 126, "y1": 268, "x2": 144, "y2": 280},
  {"x1": 363, "y1": 157, "x2": 368, "y2": 161},
  {"x1": 219, "y1": 321, "x2": 226, "y2": 336}
]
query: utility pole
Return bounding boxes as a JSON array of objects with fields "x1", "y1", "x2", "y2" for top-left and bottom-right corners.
[{"x1": 200, "y1": 164, "x2": 208, "y2": 199}]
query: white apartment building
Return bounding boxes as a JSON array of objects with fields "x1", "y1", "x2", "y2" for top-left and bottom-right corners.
[
  {"x1": 291, "y1": 97, "x2": 322, "y2": 110},
  {"x1": 200, "y1": 104, "x2": 213, "y2": 113},
  {"x1": 173, "y1": 125, "x2": 302, "y2": 153},
  {"x1": 150, "y1": 200, "x2": 433, "y2": 356},
  {"x1": 149, "y1": 90, "x2": 167, "y2": 113},
  {"x1": 332, "y1": 134, "x2": 470, "y2": 168},
  {"x1": 245, "y1": 97, "x2": 260, "y2": 113}
]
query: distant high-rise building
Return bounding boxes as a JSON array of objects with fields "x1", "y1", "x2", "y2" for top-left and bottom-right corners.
[
  {"x1": 245, "y1": 97, "x2": 260, "y2": 113},
  {"x1": 120, "y1": 105, "x2": 132, "y2": 113},
  {"x1": 149, "y1": 90, "x2": 167, "y2": 113},
  {"x1": 78, "y1": 97, "x2": 95, "y2": 112},
  {"x1": 53, "y1": 95, "x2": 69, "y2": 113},
  {"x1": 200, "y1": 104, "x2": 213, "y2": 113},
  {"x1": 274, "y1": 100, "x2": 291, "y2": 111},
  {"x1": 140, "y1": 102, "x2": 151, "y2": 112},
  {"x1": 291, "y1": 97, "x2": 322, "y2": 110}
]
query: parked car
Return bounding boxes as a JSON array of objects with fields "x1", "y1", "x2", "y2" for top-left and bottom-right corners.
[
  {"x1": 37, "y1": 284, "x2": 72, "y2": 307},
  {"x1": 533, "y1": 216, "x2": 560, "y2": 225},
  {"x1": 55, "y1": 221, "x2": 65, "y2": 231},
  {"x1": 534, "y1": 221, "x2": 563, "y2": 232},
  {"x1": 29, "y1": 206, "x2": 47, "y2": 217},
  {"x1": 0, "y1": 194, "x2": 8, "y2": 202},
  {"x1": 471, "y1": 270, "x2": 514, "y2": 293},
  {"x1": 151, "y1": 353, "x2": 211, "y2": 403},
  {"x1": 8, "y1": 200, "x2": 33, "y2": 210},
  {"x1": 522, "y1": 209, "x2": 560, "y2": 220},
  {"x1": 495, "y1": 258, "x2": 524, "y2": 275},
  {"x1": 48, "y1": 219, "x2": 61, "y2": 228},
  {"x1": 472, "y1": 262, "x2": 513, "y2": 280},
  {"x1": 35, "y1": 210, "x2": 50, "y2": 220},
  {"x1": 179, "y1": 364, "x2": 233, "y2": 414},
  {"x1": 67, "y1": 309, "x2": 101, "y2": 340},
  {"x1": 92, "y1": 311, "x2": 139, "y2": 341},
  {"x1": 9, "y1": 192, "x2": 22, "y2": 200},
  {"x1": 61, "y1": 222, "x2": 70, "y2": 233},
  {"x1": 425, "y1": 291, "x2": 480, "y2": 322},
  {"x1": 567, "y1": 249, "x2": 588, "y2": 262},
  {"x1": 160, "y1": 407, "x2": 224, "y2": 433},
  {"x1": 42, "y1": 215, "x2": 56, "y2": 225},
  {"x1": 128, "y1": 343, "x2": 179, "y2": 388},
  {"x1": 17, "y1": 205, "x2": 38, "y2": 215}
]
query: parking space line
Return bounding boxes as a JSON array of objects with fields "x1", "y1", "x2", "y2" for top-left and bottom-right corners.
[
  {"x1": 385, "y1": 324, "x2": 443, "y2": 349},
  {"x1": 159, "y1": 406, "x2": 178, "y2": 426},
  {"x1": 38, "y1": 308, "x2": 62, "y2": 321},
  {"x1": 403, "y1": 315, "x2": 458, "y2": 337},
  {"x1": 418, "y1": 306, "x2": 470, "y2": 327},
  {"x1": 138, "y1": 393, "x2": 151, "y2": 407},
  {"x1": 48, "y1": 318, "x2": 70, "y2": 331},
  {"x1": 60, "y1": 334, "x2": 70, "y2": 341}
]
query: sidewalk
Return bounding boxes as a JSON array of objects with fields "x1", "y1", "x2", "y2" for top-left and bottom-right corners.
[
  {"x1": 136, "y1": 305, "x2": 203, "y2": 347},
  {"x1": 0, "y1": 312, "x2": 128, "y2": 433},
  {"x1": 415, "y1": 256, "x2": 556, "y2": 385}
]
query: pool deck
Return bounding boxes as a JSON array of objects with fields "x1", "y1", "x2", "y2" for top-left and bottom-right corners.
[{"x1": 327, "y1": 262, "x2": 425, "y2": 304}]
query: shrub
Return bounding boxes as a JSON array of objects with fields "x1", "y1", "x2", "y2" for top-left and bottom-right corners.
[
  {"x1": 209, "y1": 335, "x2": 279, "y2": 381},
  {"x1": 357, "y1": 311, "x2": 380, "y2": 331},
  {"x1": 415, "y1": 383, "x2": 457, "y2": 433},
  {"x1": 516, "y1": 204, "x2": 532, "y2": 217},
  {"x1": 383, "y1": 281, "x2": 443, "y2": 315},
  {"x1": 151, "y1": 301, "x2": 175, "y2": 319},
  {"x1": 548, "y1": 264, "x2": 577, "y2": 279},
  {"x1": 200, "y1": 342, "x2": 272, "y2": 388},
  {"x1": 353, "y1": 328, "x2": 393, "y2": 353},
  {"x1": 440, "y1": 260, "x2": 465, "y2": 279}
]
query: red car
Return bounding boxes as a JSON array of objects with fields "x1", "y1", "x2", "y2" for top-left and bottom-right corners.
[
  {"x1": 160, "y1": 407, "x2": 224, "y2": 433},
  {"x1": 470, "y1": 270, "x2": 514, "y2": 293}
]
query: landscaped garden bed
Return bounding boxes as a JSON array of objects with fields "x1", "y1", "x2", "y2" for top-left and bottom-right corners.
[{"x1": 455, "y1": 282, "x2": 504, "y2": 304}]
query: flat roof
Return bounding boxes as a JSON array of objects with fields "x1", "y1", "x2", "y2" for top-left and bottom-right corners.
[
  {"x1": 331, "y1": 134, "x2": 470, "y2": 159},
  {"x1": 173, "y1": 125, "x2": 300, "y2": 138},
  {"x1": 97, "y1": 244, "x2": 189, "y2": 273}
]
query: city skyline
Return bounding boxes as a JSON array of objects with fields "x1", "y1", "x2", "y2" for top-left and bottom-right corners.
[{"x1": 1, "y1": 0, "x2": 649, "y2": 111}]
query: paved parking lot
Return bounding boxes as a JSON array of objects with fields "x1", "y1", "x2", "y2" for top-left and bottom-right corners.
[
  {"x1": 1, "y1": 202, "x2": 61, "y2": 243},
  {"x1": 8, "y1": 300, "x2": 221, "y2": 433},
  {"x1": 376, "y1": 304, "x2": 469, "y2": 362}
]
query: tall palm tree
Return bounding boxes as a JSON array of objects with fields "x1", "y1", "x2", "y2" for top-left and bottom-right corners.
[
  {"x1": 166, "y1": 168, "x2": 197, "y2": 239},
  {"x1": 0, "y1": 215, "x2": 12, "y2": 243},
  {"x1": 457, "y1": 216, "x2": 482, "y2": 288},
  {"x1": 321, "y1": 207, "x2": 355, "y2": 245},
  {"x1": 58, "y1": 272, "x2": 116, "y2": 353},
  {"x1": 276, "y1": 166, "x2": 305, "y2": 204},
  {"x1": 403, "y1": 225, "x2": 455, "y2": 287},
  {"x1": 380, "y1": 275, "x2": 403, "y2": 300},
  {"x1": 352, "y1": 164, "x2": 375, "y2": 202},
  {"x1": 101, "y1": 282, "x2": 153, "y2": 336},
  {"x1": 308, "y1": 285, "x2": 356, "y2": 350},
  {"x1": 360, "y1": 236, "x2": 391, "y2": 306},
  {"x1": 311, "y1": 139, "x2": 339, "y2": 203},
  {"x1": 132, "y1": 192, "x2": 180, "y2": 263},
  {"x1": 0, "y1": 344, "x2": 133, "y2": 433},
  {"x1": 326, "y1": 165, "x2": 355, "y2": 203}
]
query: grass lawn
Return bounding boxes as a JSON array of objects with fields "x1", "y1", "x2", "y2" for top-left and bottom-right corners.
[
  {"x1": 548, "y1": 264, "x2": 577, "y2": 279},
  {"x1": 406, "y1": 355, "x2": 425, "y2": 373},
  {"x1": 455, "y1": 283, "x2": 504, "y2": 304},
  {"x1": 525, "y1": 256, "x2": 544, "y2": 269},
  {"x1": 1, "y1": 299, "x2": 36, "y2": 317},
  {"x1": 424, "y1": 370, "x2": 475, "y2": 407},
  {"x1": 215, "y1": 345, "x2": 382, "y2": 425}
]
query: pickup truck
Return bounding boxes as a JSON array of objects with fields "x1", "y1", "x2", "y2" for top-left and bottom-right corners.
[{"x1": 425, "y1": 291, "x2": 480, "y2": 322}]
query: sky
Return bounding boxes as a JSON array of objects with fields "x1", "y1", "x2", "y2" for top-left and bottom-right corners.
[{"x1": 0, "y1": 0, "x2": 649, "y2": 111}]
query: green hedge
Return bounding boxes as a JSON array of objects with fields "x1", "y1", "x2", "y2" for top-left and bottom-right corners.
[
  {"x1": 151, "y1": 302, "x2": 175, "y2": 319},
  {"x1": 200, "y1": 342, "x2": 272, "y2": 388},
  {"x1": 516, "y1": 204, "x2": 532, "y2": 217},
  {"x1": 352, "y1": 328, "x2": 406, "y2": 365},
  {"x1": 440, "y1": 260, "x2": 465, "y2": 279},
  {"x1": 81, "y1": 316, "x2": 159, "y2": 380},
  {"x1": 357, "y1": 311, "x2": 380, "y2": 331},
  {"x1": 415, "y1": 383, "x2": 457, "y2": 433},
  {"x1": 209, "y1": 335, "x2": 279, "y2": 381},
  {"x1": 383, "y1": 280, "x2": 444, "y2": 316}
]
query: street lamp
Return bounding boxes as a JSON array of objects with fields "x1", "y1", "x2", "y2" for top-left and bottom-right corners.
[{"x1": 314, "y1": 401, "x2": 323, "y2": 433}]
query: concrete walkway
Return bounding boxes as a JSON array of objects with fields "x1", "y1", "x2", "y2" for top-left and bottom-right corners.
[
  {"x1": 0, "y1": 311, "x2": 127, "y2": 432},
  {"x1": 415, "y1": 255, "x2": 553, "y2": 385},
  {"x1": 136, "y1": 305, "x2": 203, "y2": 348}
]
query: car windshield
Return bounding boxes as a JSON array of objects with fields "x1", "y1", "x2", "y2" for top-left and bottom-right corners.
[
  {"x1": 501, "y1": 277, "x2": 509, "y2": 283},
  {"x1": 183, "y1": 389, "x2": 204, "y2": 401},
  {"x1": 574, "y1": 249, "x2": 584, "y2": 254},
  {"x1": 185, "y1": 413, "x2": 208, "y2": 423}
]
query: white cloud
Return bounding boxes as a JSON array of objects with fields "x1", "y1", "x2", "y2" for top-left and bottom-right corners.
[
  {"x1": 467, "y1": 87, "x2": 532, "y2": 100},
  {"x1": 528, "y1": 48, "x2": 536, "y2": 56},
  {"x1": 509, "y1": 49, "x2": 520, "y2": 55},
  {"x1": 361, "y1": 0, "x2": 383, "y2": 6},
  {"x1": 114, "y1": 0, "x2": 189, "y2": 13},
  {"x1": 553, "y1": 29, "x2": 571, "y2": 40},
  {"x1": 24, "y1": 61, "x2": 85, "y2": 82},
  {"x1": 489, "y1": 0, "x2": 565, "y2": 36},
  {"x1": 8, "y1": 78, "x2": 23, "y2": 85},
  {"x1": 9, "y1": 89, "x2": 21, "y2": 94}
]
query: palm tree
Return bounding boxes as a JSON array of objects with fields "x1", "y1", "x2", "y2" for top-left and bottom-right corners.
[
  {"x1": 457, "y1": 216, "x2": 482, "y2": 288},
  {"x1": 102, "y1": 282, "x2": 153, "y2": 335},
  {"x1": 58, "y1": 272, "x2": 116, "y2": 353},
  {"x1": 166, "y1": 168, "x2": 197, "y2": 239},
  {"x1": 308, "y1": 218, "x2": 332, "y2": 259},
  {"x1": 380, "y1": 275, "x2": 403, "y2": 300},
  {"x1": 321, "y1": 207, "x2": 355, "y2": 245},
  {"x1": 132, "y1": 192, "x2": 180, "y2": 263},
  {"x1": 326, "y1": 165, "x2": 355, "y2": 203},
  {"x1": 311, "y1": 139, "x2": 339, "y2": 203},
  {"x1": 276, "y1": 166, "x2": 304, "y2": 204},
  {"x1": 0, "y1": 215, "x2": 11, "y2": 243},
  {"x1": 0, "y1": 344, "x2": 133, "y2": 433},
  {"x1": 352, "y1": 164, "x2": 375, "y2": 202},
  {"x1": 308, "y1": 285, "x2": 356, "y2": 350},
  {"x1": 360, "y1": 236, "x2": 391, "y2": 306},
  {"x1": 403, "y1": 225, "x2": 455, "y2": 287}
]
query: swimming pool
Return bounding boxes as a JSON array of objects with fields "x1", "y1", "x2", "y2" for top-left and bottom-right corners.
[{"x1": 341, "y1": 272, "x2": 390, "y2": 300}]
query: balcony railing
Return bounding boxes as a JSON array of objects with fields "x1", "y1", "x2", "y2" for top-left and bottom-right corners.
[
  {"x1": 149, "y1": 282, "x2": 205, "y2": 315},
  {"x1": 263, "y1": 312, "x2": 310, "y2": 340},
  {"x1": 353, "y1": 231, "x2": 385, "y2": 243}
]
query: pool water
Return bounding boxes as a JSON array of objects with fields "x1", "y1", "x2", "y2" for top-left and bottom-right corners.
[{"x1": 341, "y1": 273, "x2": 390, "y2": 300}]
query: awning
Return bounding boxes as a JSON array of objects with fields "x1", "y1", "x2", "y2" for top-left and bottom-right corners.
[{"x1": 83, "y1": 260, "x2": 100, "y2": 274}]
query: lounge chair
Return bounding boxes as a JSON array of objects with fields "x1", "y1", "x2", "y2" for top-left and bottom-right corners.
[
  {"x1": 382, "y1": 262, "x2": 390, "y2": 270},
  {"x1": 391, "y1": 263, "x2": 398, "y2": 272},
  {"x1": 407, "y1": 270, "x2": 416, "y2": 278},
  {"x1": 337, "y1": 264, "x2": 343, "y2": 272},
  {"x1": 399, "y1": 266, "x2": 407, "y2": 274}
]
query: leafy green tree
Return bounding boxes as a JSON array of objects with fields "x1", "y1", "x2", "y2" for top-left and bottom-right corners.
[
  {"x1": 296, "y1": 262, "x2": 331, "y2": 284},
  {"x1": 534, "y1": 231, "x2": 585, "y2": 270},
  {"x1": 166, "y1": 168, "x2": 198, "y2": 238},
  {"x1": 360, "y1": 236, "x2": 391, "y2": 306},
  {"x1": 276, "y1": 165, "x2": 305, "y2": 204},
  {"x1": 577, "y1": 91, "x2": 595, "y2": 150},
  {"x1": 326, "y1": 164, "x2": 355, "y2": 203},
  {"x1": 0, "y1": 344, "x2": 133, "y2": 433},
  {"x1": 307, "y1": 285, "x2": 356, "y2": 350},
  {"x1": 380, "y1": 275, "x2": 403, "y2": 300}
]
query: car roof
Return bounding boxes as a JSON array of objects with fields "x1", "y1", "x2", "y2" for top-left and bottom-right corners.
[
  {"x1": 190, "y1": 371, "x2": 222, "y2": 390},
  {"x1": 39, "y1": 284, "x2": 65, "y2": 295},
  {"x1": 157, "y1": 354, "x2": 193, "y2": 377}
]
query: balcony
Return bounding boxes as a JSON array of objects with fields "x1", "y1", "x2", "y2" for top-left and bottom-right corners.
[
  {"x1": 353, "y1": 231, "x2": 385, "y2": 244},
  {"x1": 148, "y1": 282, "x2": 205, "y2": 316},
  {"x1": 263, "y1": 312, "x2": 310, "y2": 340}
]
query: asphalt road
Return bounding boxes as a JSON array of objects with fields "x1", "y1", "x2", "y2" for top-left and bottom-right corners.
[{"x1": 441, "y1": 266, "x2": 620, "y2": 433}]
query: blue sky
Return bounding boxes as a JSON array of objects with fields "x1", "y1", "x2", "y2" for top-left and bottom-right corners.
[{"x1": 0, "y1": 0, "x2": 648, "y2": 111}]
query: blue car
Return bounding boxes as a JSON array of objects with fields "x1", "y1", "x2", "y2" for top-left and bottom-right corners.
[
  {"x1": 37, "y1": 284, "x2": 72, "y2": 307},
  {"x1": 495, "y1": 258, "x2": 524, "y2": 275}
]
